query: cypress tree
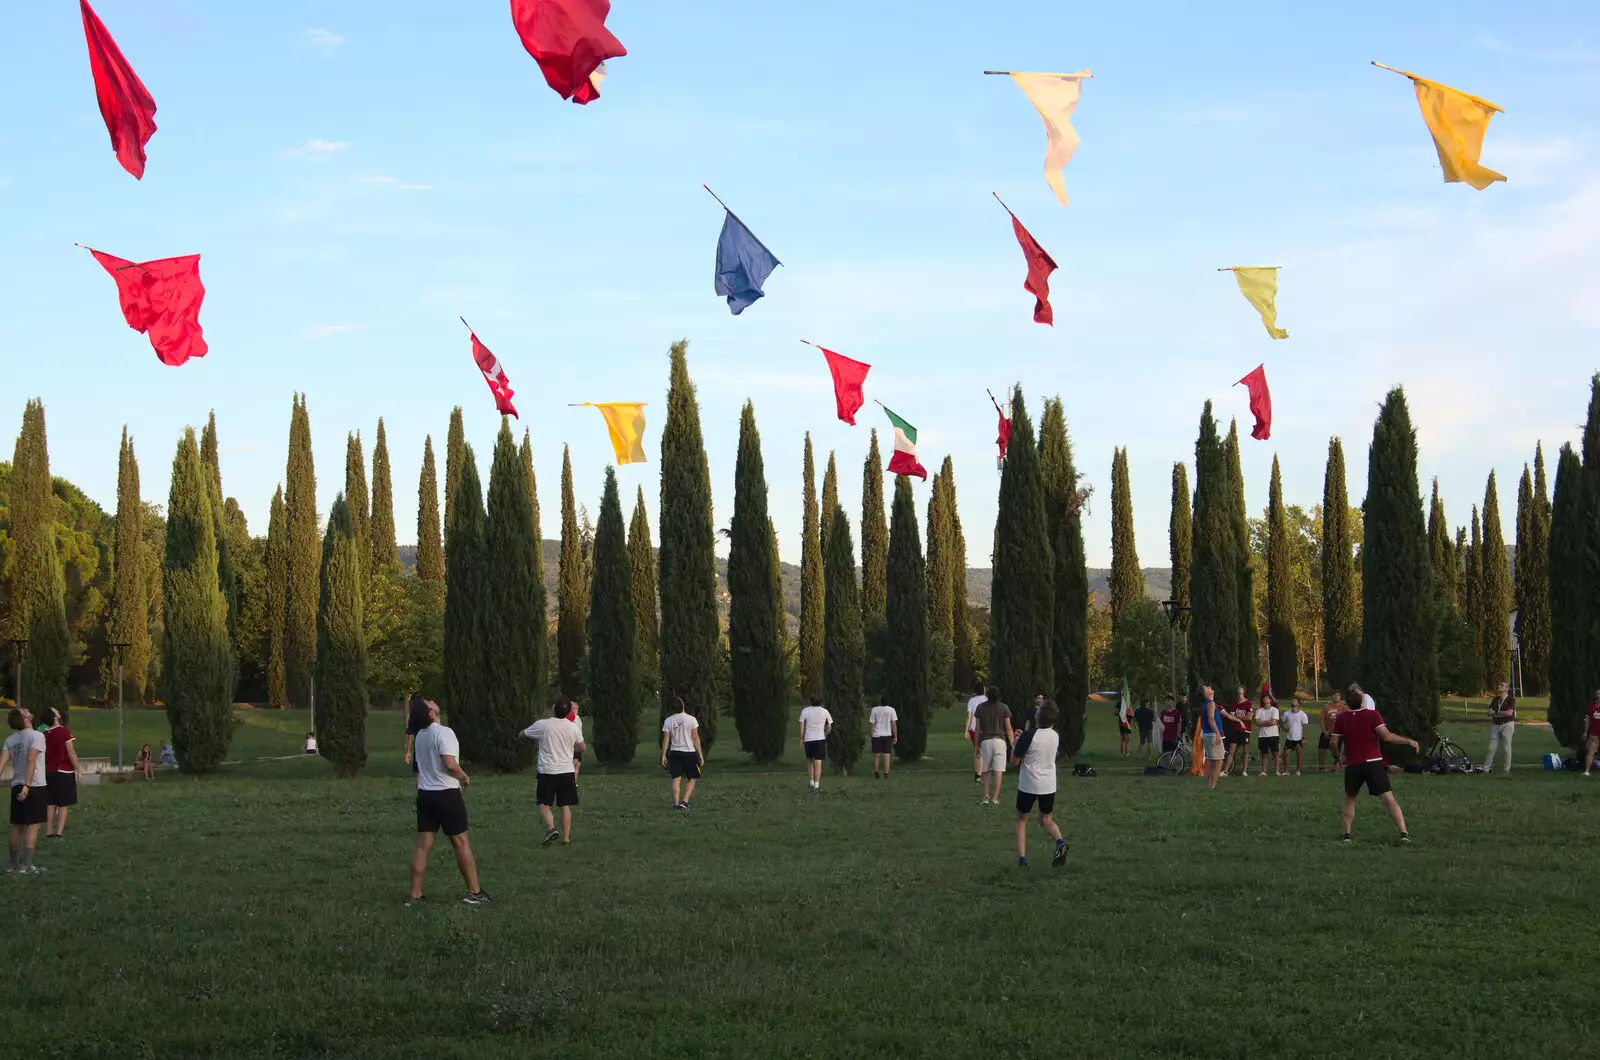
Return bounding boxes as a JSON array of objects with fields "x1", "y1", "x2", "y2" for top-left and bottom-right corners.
[
  {"x1": 444, "y1": 444, "x2": 488, "y2": 761},
  {"x1": 1266, "y1": 455, "x2": 1298, "y2": 698},
  {"x1": 314, "y1": 495, "x2": 367, "y2": 777},
  {"x1": 283, "y1": 395, "x2": 319, "y2": 710},
  {"x1": 416, "y1": 437, "x2": 445, "y2": 583},
  {"x1": 557, "y1": 445, "x2": 587, "y2": 698},
  {"x1": 370, "y1": 418, "x2": 399, "y2": 574},
  {"x1": 482, "y1": 420, "x2": 543, "y2": 770},
  {"x1": 1516, "y1": 446, "x2": 1551, "y2": 695},
  {"x1": 728, "y1": 402, "x2": 786, "y2": 761},
  {"x1": 949, "y1": 466, "x2": 974, "y2": 694},
  {"x1": 989, "y1": 388, "x2": 1054, "y2": 718},
  {"x1": 823, "y1": 506, "x2": 866, "y2": 771},
  {"x1": 1465, "y1": 507, "x2": 1483, "y2": 678},
  {"x1": 1359, "y1": 387, "x2": 1437, "y2": 739},
  {"x1": 7, "y1": 401, "x2": 50, "y2": 647},
  {"x1": 1226, "y1": 421, "x2": 1260, "y2": 691},
  {"x1": 1039, "y1": 397, "x2": 1088, "y2": 754},
  {"x1": 110, "y1": 428, "x2": 152, "y2": 703},
  {"x1": 1322, "y1": 438, "x2": 1358, "y2": 692},
  {"x1": 162, "y1": 429, "x2": 235, "y2": 773},
  {"x1": 1480, "y1": 473, "x2": 1512, "y2": 689},
  {"x1": 1428, "y1": 480, "x2": 1456, "y2": 613},
  {"x1": 344, "y1": 432, "x2": 371, "y2": 593},
  {"x1": 520, "y1": 430, "x2": 547, "y2": 678},
  {"x1": 925, "y1": 463, "x2": 956, "y2": 696},
  {"x1": 444, "y1": 407, "x2": 465, "y2": 547},
  {"x1": 264, "y1": 486, "x2": 289, "y2": 708},
  {"x1": 658, "y1": 340, "x2": 720, "y2": 747},
  {"x1": 799, "y1": 434, "x2": 825, "y2": 701},
  {"x1": 1170, "y1": 462, "x2": 1191, "y2": 630},
  {"x1": 1547, "y1": 443, "x2": 1588, "y2": 747},
  {"x1": 820, "y1": 451, "x2": 839, "y2": 560},
  {"x1": 23, "y1": 530, "x2": 70, "y2": 722},
  {"x1": 628, "y1": 487, "x2": 659, "y2": 689},
  {"x1": 587, "y1": 466, "x2": 639, "y2": 763},
  {"x1": 886, "y1": 475, "x2": 930, "y2": 759},
  {"x1": 1583, "y1": 375, "x2": 1600, "y2": 721},
  {"x1": 1190, "y1": 402, "x2": 1239, "y2": 695},
  {"x1": 860, "y1": 429, "x2": 888, "y2": 631},
  {"x1": 199, "y1": 411, "x2": 239, "y2": 654},
  {"x1": 1453, "y1": 527, "x2": 1468, "y2": 614},
  {"x1": 1109, "y1": 447, "x2": 1142, "y2": 629}
]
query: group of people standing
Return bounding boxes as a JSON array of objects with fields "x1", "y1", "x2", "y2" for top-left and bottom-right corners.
[{"x1": 3, "y1": 705, "x2": 83, "y2": 875}]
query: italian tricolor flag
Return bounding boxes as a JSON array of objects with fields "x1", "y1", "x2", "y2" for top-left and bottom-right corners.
[{"x1": 881, "y1": 405, "x2": 928, "y2": 480}]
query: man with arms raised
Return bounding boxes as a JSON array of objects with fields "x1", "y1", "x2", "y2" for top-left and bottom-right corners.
[
  {"x1": 974, "y1": 686, "x2": 1014, "y2": 807},
  {"x1": 660, "y1": 696, "x2": 704, "y2": 809},
  {"x1": 521, "y1": 697, "x2": 586, "y2": 844},
  {"x1": 406, "y1": 697, "x2": 488, "y2": 905},
  {"x1": 1333, "y1": 683, "x2": 1419, "y2": 843}
]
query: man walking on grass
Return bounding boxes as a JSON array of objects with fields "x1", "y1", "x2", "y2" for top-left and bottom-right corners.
[
  {"x1": 798, "y1": 696, "x2": 833, "y2": 791},
  {"x1": 2, "y1": 708, "x2": 46, "y2": 875},
  {"x1": 869, "y1": 703, "x2": 898, "y2": 778},
  {"x1": 1332, "y1": 683, "x2": 1419, "y2": 843},
  {"x1": 966, "y1": 681, "x2": 986, "y2": 782},
  {"x1": 975, "y1": 686, "x2": 1014, "y2": 807},
  {"x1": 660, "y1": 697, "x2": 704, "y2": 809},
  {"x1": 406, "y1": 697, "x2": 488, "y2": 906},
  {"x1": 1480, "y1": 682, "x2": 1516, "y2": 775},
  {"x1": 1011, "y1": 701, "x2": 1067, "y2": 868},
  {"x1": 1318, "y1": 692, "x2": 1344, "y2": 772},
  {"x1": 521, "y1": 698, "x2": 586, "y2": 844}
]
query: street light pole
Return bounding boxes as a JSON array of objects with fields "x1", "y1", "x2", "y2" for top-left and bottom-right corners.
[{"x1": 109, "y1": 641, "x2": 131, "y2": 769}]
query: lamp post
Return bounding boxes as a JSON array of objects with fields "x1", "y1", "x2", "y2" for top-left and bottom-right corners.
[
  {"x1": 1159, "y1": 600, "x2": 1191, "y2": 703},
  {"x1": 109, "y1": 641, "x2": 131, "y2": 769}
]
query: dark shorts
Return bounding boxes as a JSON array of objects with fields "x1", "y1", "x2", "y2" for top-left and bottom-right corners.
[
  {"x1": 1318, "y1": 732, "x2": 1332, "y2": 749},
  {"x1": 10, "y1": 784, "x2": 47, "y2": 826},
  {"x1": 1016, "y1": 790, "x2": 1056, "y2": 815},
  {"x1": 46, "y1": 772, "x2": 78, "y2": 807},
  {"x1": 1161, "y1": 738, "x2": 1181, "y2": 754},
  {"x1": 1344, "y1": 760, "x2": 1392, "y2": 798},
  {"x1": 536, "y1": 771, "x2": 580, "y2": 807},
  {"x1": 1225, "y1": 729, "x2": 1248, "y2": 747},
  {"x1": 416, "y1": 788, "x2": 469, "y2": 836},
  {"x1": 804, "y1": 740, "x2": 828, "y2": 761},
  {"x1": 1137, "y1": 727, "x2": 1153, "y2": 744},
  {"x1": 1118, "y1": 723, "x2": 1132, "y2": 735},
  {"x1": 667, "y1": 750, "x2": 702, "y2": 779},
  {"x1": 1285, "y1": 739, "x2": 1304, "y2": 750},
  {"x1": 1258, "y1": 736, "x2": 1280, "y2": 754},
  {"x1": 871, "y1": 735, "x2": 893, "y2": 754}
]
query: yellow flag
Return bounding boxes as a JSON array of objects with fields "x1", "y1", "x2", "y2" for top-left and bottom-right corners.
[
  {"x1": 1007, "y1": 71, "x2": 1092, "y2": 205},
  {"x1": 1230, "y1": 267, "x2": 1288, "y2": 340},
  {"x1": 579, "y1": 403, "x2": 647, "y2": 464},
  {"x1": 1383, "y1": 65, "x2": 1505, "y2": 190}
]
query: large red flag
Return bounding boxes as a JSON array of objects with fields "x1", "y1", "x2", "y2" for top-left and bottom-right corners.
[
  {"x1": 81, "y1": 1, "x2": 157, "y2": 179},
  {"x1": 469, "y1": 331, "x2": 519, "y2": 418},
  {"x1": 999, "y1": 200, "x2": 1057, "y2": 325},
  {"x1": 1236, "y1": 364, "x2": 1272, "y2": 440},
  {"x1": 989, "y1": 390, "x2": 1011, "y2": 465},
  {"x1": 90, "y1": 249, "x2": 207, "y2": 366},
  {"x1": 511, "y1": 0, "x2": 627, "y2": 104},
  {"x1": 817, "y1": 346, "x2": 870, "y2": 425}
]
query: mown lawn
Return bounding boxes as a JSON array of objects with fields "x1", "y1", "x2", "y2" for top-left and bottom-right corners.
[{"x1": 8, "y1": 701, "x2": 1598, "y2": 1059}]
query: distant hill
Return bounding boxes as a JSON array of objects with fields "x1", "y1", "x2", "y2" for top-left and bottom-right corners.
[{"x1": 400, "y1": 544, "x2": 1173, "y2": 617}]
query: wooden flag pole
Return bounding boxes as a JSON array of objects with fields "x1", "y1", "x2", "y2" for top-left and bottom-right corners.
[
  {"x1": 983, "y1": 70, "x2": 1094, "y2": 77},
  {"x1": 701, "y1": 184, "x2": 734, "y2": 214},
  {"x1": 991, "y1": 191, "x2": 1015, "y2": 215},
  {"x1": 458, "y1": 316, "x2": 473, "y2": 332},
  {"x1": 799, "y1": 339, "x2": 819, "y2": 348},
  {"x1": 1370, "y1": 61, "x2": 1408, "y2": 77},
  {"x1": 1217, "y1": 266, "x2": 1283, "y2": 272}
]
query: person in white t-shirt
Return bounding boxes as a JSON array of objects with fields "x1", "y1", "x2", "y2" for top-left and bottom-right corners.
[
  {"x1": 659, "y1": 698, "x2": 704, "y2": 809},
  {"x1": 406, "y1": 697, "x2": 489, "y2": 906},
  {"x1": 868, "y1": 704, "x2": 899, "y2": 779},
  {"x1": 3, "y1": 707, "x2": 48, "y2": 875},
  {"x1": 1281, "y1": 698, "x2": 1310, "y2": 776},
  {"x1": 1010, "y1": 700, "x2": 1067, "y2": 868},
  {"x1": 1254, "y1": 695, "x2": 1282, "y2": 777},
  {"x1": 797, "y1": 696, "x2": 833, "y2": 790},
  {"x1": 520, "y1": 698, "x2": 587, "y2": 845},
  {"x1": 966, "y1": 681, "x2": 987, "y2": 783}
]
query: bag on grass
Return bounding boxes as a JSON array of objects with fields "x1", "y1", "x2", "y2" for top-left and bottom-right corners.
[{"x1": 1073, "y1": 763, "x2": 1096, "y2": 778}]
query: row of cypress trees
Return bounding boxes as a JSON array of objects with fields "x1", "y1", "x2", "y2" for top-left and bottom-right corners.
[{"x1": 1547, "y1": 375, "x2": 1600, "y2": 748}]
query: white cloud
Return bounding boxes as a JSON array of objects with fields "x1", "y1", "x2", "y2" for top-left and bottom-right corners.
[
  {"x1": 303, "y1": 324, "x2": 368, "y2": 340},
  {"x1": 285, "y1": 139, "x2": 353, "y2": 159},
  {"x1": 302, "y1": 28, "x2": 345, "y2": 53}
]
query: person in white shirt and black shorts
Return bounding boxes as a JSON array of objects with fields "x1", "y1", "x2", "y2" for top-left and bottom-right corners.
[
  {"x1": 521, "y1": 698, "x2": 586, "y2": 845},
  {"x1": 1011, "y1": 701, "x2": 1068, "y2": 868},
  {"x1": 869, "y1": 704, "x2": 898, "y2": 779},
  {"x1": 659, "y1": 698, "x2": 704, "y2": 810},
  {"x1": 406, "y1": 697, "x2": 488, "y2": 906},
  {"x1": 797, "y1": 696, "x2": 833, "y2": 791}
]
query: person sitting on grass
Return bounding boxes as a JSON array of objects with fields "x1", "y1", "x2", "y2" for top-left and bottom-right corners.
[
  {"x1": 157, "y1": 741, "x2": 176, "y2": 768},
  {"x1": 2, "y1": 707, "x2": 47, "y2": 875},
  {"x1": 302, "y1": 732, "x2": 317, "y2": 755},
  {"x1": 1134, "y1": 698, "x2": 1156, "y2": 762},
  {"x1": 1011, "y1": 700, "x2": 1067, "y2": 869},
  {"x1": 1332, "y1": 683, "x2": 1419, "y2": 844},
  {"x1": 659, "y1": 697, "x2": 704, "y2": 809},
  {"x1": 406, "y1": 696, "x2": 488, "y2": 906},
  {"x1": 798, "y1": 696, "x2": 833, "y2": 791},
  {"x1": 134, "y1": 744, "x2": 154, "y2": 780},
  {"x1": 1281, "y1": 698, "x2": 1310, "y2": 776},
  {"x1": 868, "y1": 702, "x2": 898, "y2": 779},
  {"x1": 520, "y1": 698, "x2": 585, "y2": 845}
]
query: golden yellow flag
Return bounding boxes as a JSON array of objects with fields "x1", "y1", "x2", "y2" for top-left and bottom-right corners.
[
  {"x1": 578, "y1": 403, "x2": 648, "y2": 464},
  {"x1": 1378, "y1": 63, "x2": 1505, "y2": 190},
  {"x1": 1229, "y1": 267, "x2": 1288, "y2": 340}
]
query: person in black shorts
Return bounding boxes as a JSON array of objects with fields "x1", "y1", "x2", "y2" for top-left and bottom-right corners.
[
  {"x1": 406, "y1": 697, "x2": 488, "y2": 905},
  {"x1": 521, "y1": 699, "x2": 586, "y2": 844},
  {"x1": 1332, "y1": 684, "x2": 1419, "y2": 843},
  {"x1": 1134, "y1": 698, "x2": 1156, "y2": 761},
  {"x1": 659, "y1": 698, "x2": 704, "y2": 809}
]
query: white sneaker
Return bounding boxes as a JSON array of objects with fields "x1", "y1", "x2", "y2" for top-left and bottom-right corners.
[
  {"x1": 1259, "y1": 771, "x2": 1267, "y2": 777},
  {"x1": 1295, "y1": 771, "x2": 1301, "y2": 776},
  {"x1": 981, "y1": 797, "x2": 990, "y2": 806}
]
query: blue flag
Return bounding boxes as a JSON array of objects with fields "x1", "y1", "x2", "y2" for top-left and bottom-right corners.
[{"x1": 714, "y1": 210, "x2": 780, "y2": 315}]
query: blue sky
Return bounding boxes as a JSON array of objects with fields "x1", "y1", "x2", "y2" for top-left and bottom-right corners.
[{"x1": 2, "y1": 1, "x2": 1597, "y2": 569}]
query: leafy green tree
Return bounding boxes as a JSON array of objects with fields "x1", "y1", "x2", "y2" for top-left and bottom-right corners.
[
  {"x1": 1514, "y1": 447, "x2": 1551, "y2": 695},
  {"x1": 557, "y1": 445, "x2": 587, "y2": 698},
  {"x1": 860, "y1": 429, "x2": 888, "y2": 631},
  {"x1": 925, "y1": 463, "x2": 955, "y2": 698},
  {"x1": 1322, "y1": 438, "x2": 1358, "y2": 692},
  {"x1": 284, "y1": 395, "x2": 319, "y2": 710},
  {"x1": 728, "y1": 403, "x2": 786, "y2": 761},
  {"x1": 1266, "y1": 455, "x2": 1299, "y2": 698},
  {"x1": 1547, "y1": 443, "x2": 1589, "y2": 747},
  {"x1": 162, "y1": 429, "x2": 235, "y2": 773},
  {"x1": 658, "y1": 340, "x2": 720, "y2": 746},
  {"x1": 444, "y1": 445, "x2": 488, "y2": 761},
  {"x1": 989, "y1": 388, "x2": 1053, "y2": 720},
  {"x1": 1480, "y1": 473, "x2": 1512, "y2": 689},
  {"x1": 1226, "y1": 421, "x2": 1259, "y2": 690},
  {"x1": 109, "y1": 428, "x2": 152, "y2": 703},
  {"x1": 884, "y1": 475, "x2": 930, "y2": 759},
  {"x1": 1039, "y1": 396, "x2": 1087, "y2": 754},
  {"x1": 1109, "y1": 448, "x2": 1142, "y2": 628},
  {"x1": 370, "y1": 418, "x2": 399, "y2": 574},
  {"x1": 823, "y1": 506, "x2": 866, "y2": 771},
  {"x1": 264, "y1": 487, "x2": 288, "y2": 707},
  {"x1": 628, "y1": 486, "x2": 659, "y2": 714},
  {"x1": 1359, "y1": 387, "x2": 1437, "y2": 739},
  {"x1": 315, "y1": 496, "x2": 367, "y2": 777},
  {"x1": 366, "y1": 563, "x2": 443, "y2": 705},
  {"x1": 415, "y1": 437, "x2": 444, "y2": 583},
  {"x1": 1190, "y1": 402, "x2": 1238, "y2": 695},
  {"x1": 588, "y1": 466, "x2": 639, "y2": 763},
  {"x1": 1108, "y1": 596, "x2": 1168, "y2": 701},
  {"x1": 799, "y1": 434, "x2": 825, "y2": 701},
  {"x1": 481, "y1": 421, "x2": 543, "y2": 770}
]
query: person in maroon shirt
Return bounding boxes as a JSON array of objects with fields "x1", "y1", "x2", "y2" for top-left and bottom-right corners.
[
  {"x1": 1332, "y1": 683, "x2": 1419, "y2": 843},
  {"x1": 1158, "y1": 696, "x2": 1183, "y2": 755},
  {"x1": 1582, "y1": 690, "x2": 1600, "y2": 777},
  {"x1": 41, "y1": 707, "x2": 81, "y2": 839},
  {"x1": 1222, "y1": 686, "x2": 1253, "y2": 776}
]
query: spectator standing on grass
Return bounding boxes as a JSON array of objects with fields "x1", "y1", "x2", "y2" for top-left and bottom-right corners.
[
  {"x1": 1582, "y1": 689, "x2": 1600, "y2": 776},
  {"x1": 1318, "y1": 693, "x2": 1344, "y2": 772},
  {"x1": 567, "y1": 701, "x2": 584, "y2": 780},
  {"x1": 975, "y1": 687, "x2": 1014, "y2": 807},
  {"x1": 869, "y1": 703, "x2": 898, "y2": 779},
  {"x1": 660, "y1": 697, "x2": 704, "y2": 809},
  {"x1": 1223, "y1": 686, "x2": 1253, "y2": 776},
  {"x1": 798, "y1": 695, "x2": 833, "y2": 791},
  {"x1": 1199, "y1": 685, "x2": 1225, "y2": 789},
  {"x1": 520, "y1": 698, "x2": 586, "y2": 844},
  {"x1": 1282, "y1": 698, "x2": 1310, "y2": 776},
  {"x1": 406, "y1": 697, "x2": 489, "y2": 906},
  {"x1": 1254, "y1": 693, "x2": 1281, "y2": 777},
  {"x1": 1480, "y1": 682, "x2": 1516, "y2": 776},
  {"x1": 1158, "y1": 697, "x2": 1182, "y2": 756},
  {"x1": 1332, "y1": 683, "x2": 1418, "y2": 843},
  {"x1": 404, "y1": 708, "x2": 425, "y2": 776},
  {"x1": 2, "y1": 708, "x2": 47, "y2": 874},
  {"x1": 1134, "y1": 698, "x2": 1156, "y2": 761},
  {"x1": 1011, "y1": 700, "x2": 1068, "y2": 868},
  {"x1": 966, "y1": 681, "x2": 986, "y2": 783},
  {"x1": 1116, "y1": 694, "x2": 1133, "y2": 757},
  {"x1": 40, "y1": 708, "x2": 80, "y2": 840}
]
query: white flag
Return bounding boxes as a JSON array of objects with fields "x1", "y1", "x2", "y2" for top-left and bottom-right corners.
[{"x1": 1008, "y1": 70, "x2": 1092, "y2": 205}]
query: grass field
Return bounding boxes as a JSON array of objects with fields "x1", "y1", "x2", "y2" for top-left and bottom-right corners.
[{"x1": 7, "y1": 700, "x2": 1599, "y2": 1059}]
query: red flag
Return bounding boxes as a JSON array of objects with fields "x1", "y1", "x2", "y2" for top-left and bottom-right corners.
[
  {"x1": 989, "y1": 391, "x2": 1012, "y2": 464},
  {"x1": 469, "y1": 331, "x2": 519, "y2": 418},
  {"x1": 81, "y1": 1, "x2": 157, "y2": 179},
  {"x1": 510, "y1": 0, "x2": 627, "y2": 104},
  {"x1": 817, "y1": 346, "x2": 870, "y2": 425},
  {"x1": 89, "y1": 249, "x2": 207, "y2": 366},
  {"x1": 1000, "y1": 202, "x2": 1057, "y2": 325},
  {"x1": 1236, "y1": 364, "x2": 1272, "y2": 440}
]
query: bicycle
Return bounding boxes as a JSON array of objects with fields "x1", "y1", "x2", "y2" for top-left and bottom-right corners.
[
  {"x1": 1423, "y1": 728, "x2": 1473, "y2": 773},
  {"x1": 1156, "y1": 736, "x2": 1193, "y2": 775}
]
